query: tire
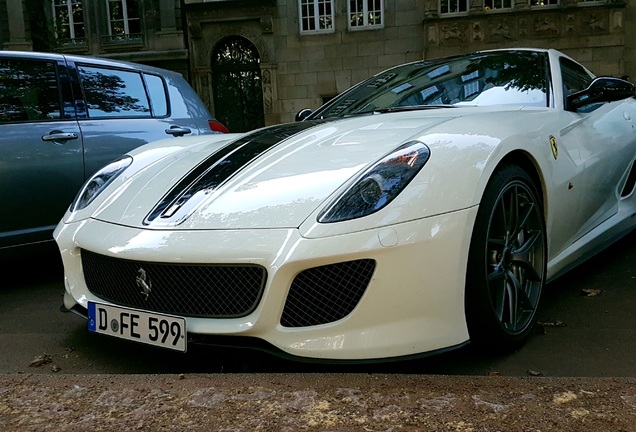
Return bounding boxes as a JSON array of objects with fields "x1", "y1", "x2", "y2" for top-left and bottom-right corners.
[{"x1": 465, "y1": 164, "x2": 546, "y2": 352}]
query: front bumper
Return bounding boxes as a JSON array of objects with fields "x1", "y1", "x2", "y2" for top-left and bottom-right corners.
[{"x1": 54, "y1": 207, "x2": 477, "y2": 361}]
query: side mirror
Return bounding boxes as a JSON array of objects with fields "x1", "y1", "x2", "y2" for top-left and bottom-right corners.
[
  {"x1": 567, "y1": 77, "x2": 635, "y2": 111},
  {"x1": 295, "y1": 108, "x2": 313, "y2": 122}
]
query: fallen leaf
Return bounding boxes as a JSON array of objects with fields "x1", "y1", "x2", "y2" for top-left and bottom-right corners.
[
  {"x1": 538, "y1": 320, "x2": 567, "y2": 328},
  {"x1": 581, "y1": 289, "x2": 601, "y2": 297},
  {"x1": 527, "y1": 370, "x2": 543, "y2": 376},
  {"x1": 29, "y1": 353, "x2": 52, "y2": 367}
]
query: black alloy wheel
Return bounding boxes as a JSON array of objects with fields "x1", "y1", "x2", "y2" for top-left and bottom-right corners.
[{"x1": 466, "y1": 164, "x2": 546, "y2": 351}]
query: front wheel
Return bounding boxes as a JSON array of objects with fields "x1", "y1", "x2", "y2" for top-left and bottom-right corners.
[{"x1": 465, "y1": 165, "x2": 546, "y2": 351}]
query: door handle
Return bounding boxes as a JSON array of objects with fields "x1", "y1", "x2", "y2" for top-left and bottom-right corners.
[
  {"x1": 42, "y1": 132, "x2": 79, "y2": 142},
  {"x1": 165, "y1": 126, "x2": 192, "y2": 137}
]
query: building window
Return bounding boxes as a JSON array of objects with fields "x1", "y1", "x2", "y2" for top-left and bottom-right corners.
[
  {"x1": 348, "y1": 0, "x2": 384, "y2": 30},
  {"x1": 484, "y1": 0, "x2": 513, "y2": 10},
  {"x1": 52, "y1": 0, "x2": 86, "y2": 45},
  {"x1": 104, "y1": 0, "x2": 141, "y2": 43},
  {"x1": 440, "y1": 0, "x2": 469, "y2": 14},
  {"x1": 299, "y1": 0, "x2": 334, "y2": 34},
  {"x1": 530, "y1": 0, "x2": 559, "y2": 6}
]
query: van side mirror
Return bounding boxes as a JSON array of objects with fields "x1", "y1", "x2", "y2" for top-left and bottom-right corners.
[{"x1": 567, "y1": 77, "x2": 635, "y2": 111}]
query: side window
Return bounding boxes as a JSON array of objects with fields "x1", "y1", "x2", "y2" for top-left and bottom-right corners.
[
  {"x1": 144, "y1": 74, "x2": 168, "y2": 117},
  {"x1": 560, "y1": 57, "x2": 594, "y2": 96},
  {"x1": 78, "y1": 65, "x2": 151, "y2": 118},
  {"x1": 0, "y1": 59, "x2": 62, "y2": 123},
  {"x1": 560, "y1": 57, "x2": 597, "y2": 112}
]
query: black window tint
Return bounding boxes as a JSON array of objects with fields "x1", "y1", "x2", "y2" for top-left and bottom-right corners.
[
  {"x1": 78, "y1": 65, "x2": 150, "y2": 118},
  {"x1": 0, "y1": 59, "x2": 61, "y2": 123},
  {"x1": 312, "y1": 50, "x2": 548, "y2": 119},
  {"x1": 560, "y1": 57, "x2": 594, "y2": 96},
  {"x1": 145, "y1": 74, "x2": 168, "y2": 117}
]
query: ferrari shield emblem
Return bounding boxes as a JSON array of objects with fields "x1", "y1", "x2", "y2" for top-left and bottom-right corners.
[{"x1": 549, "y1": 136, "x2": 558, "y2": 160}]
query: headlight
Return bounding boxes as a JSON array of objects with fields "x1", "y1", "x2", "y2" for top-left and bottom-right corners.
[
  {"x1": 71, "y1": 156, "x2": 132, "y2": 212},
  {"x1": 319, "y1": 141, "x2": 430, "y2": 223}
]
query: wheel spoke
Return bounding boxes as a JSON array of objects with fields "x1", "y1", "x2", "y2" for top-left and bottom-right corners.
[
  {"x1": 504, "y1": 187, "x2": 517, "y2": 240},
  {"x1": 511, "y1": 200, "x2": 535, "y2": 239},
  {"x1": 511, "y1": 230, "x2": 543, "y2": 282},
  {"x1": 490, "y1": 273, "x2": 507, "y2": 323},
  {"x1": 505, "y1": 268, "x2": 521, "y2": 329}
]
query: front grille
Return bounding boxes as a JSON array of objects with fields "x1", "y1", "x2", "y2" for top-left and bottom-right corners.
[
  {"x1": 280, "y1": 259, "x2": 376, "y2": 328},
  {"x1": 81, "y1": 249, "x2": 266, "y2": 318}
]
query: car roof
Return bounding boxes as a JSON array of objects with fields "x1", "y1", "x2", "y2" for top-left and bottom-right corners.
[{"x1": 0, "y1": 50, "x2": 179, "y2": 77}]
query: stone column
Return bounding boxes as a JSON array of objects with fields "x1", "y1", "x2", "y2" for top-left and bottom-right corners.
[
  {"x1": 3, "y1": 0, "x2": 32, "y2": 51},
  {"x1": 160, "y1": 0, "x2": 177, "y2": 30},
  {"x1": 156, "y1": 0, "x2": 185, "y2": 50},
  {"x1": 470, "y1": 0, "x2": 485, "y2": 14},
  {"x1": 261, "y1": 63, "x2": 280, "y2": 125}
]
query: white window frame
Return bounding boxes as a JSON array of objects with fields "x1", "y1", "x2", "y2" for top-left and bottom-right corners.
[
  {"x1": 105, "y1": 0, "x2": 140, "y2": 36},
  {"x1": 299, "y1": 0, "x2": 334, "y2": 35},
  {"x1": 52, "y1": 0, "x2": 85, "y2": 42},
  {"x1": 439, "y1": 0, "x2": 469, "y2": 15},
  {"x1": 529, "y1": 0, "x2": 559, "y2": 7},
  {"x1": 348, "y1": 0, "x2": 384, "y2": 31},
  {"x1": 484, "y1": 0, "x2": 513, "y2": 11}
]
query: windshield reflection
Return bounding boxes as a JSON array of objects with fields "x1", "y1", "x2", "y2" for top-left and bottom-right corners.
[{"x1": 312, "y1": 50, "x2": 549, "y2": 119}]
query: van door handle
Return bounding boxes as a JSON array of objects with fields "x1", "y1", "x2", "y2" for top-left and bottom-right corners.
[
  {"x1": 42, "y1": 132, "x2": 79, "y2": 142},
  {"x1": 165, "y1": 125, "x2": 192, "y2": 137}
]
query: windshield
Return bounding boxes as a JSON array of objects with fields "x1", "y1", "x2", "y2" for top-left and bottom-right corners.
[{"x1": 310, "y1": 50, "x2": 549, "y2": 119}]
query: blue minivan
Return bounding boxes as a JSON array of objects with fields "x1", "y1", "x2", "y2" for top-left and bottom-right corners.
[{"x1": 0, "y1": 51, "x2": 227, "y2": 253}]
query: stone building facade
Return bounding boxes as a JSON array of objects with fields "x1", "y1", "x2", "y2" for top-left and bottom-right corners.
[
  {"x1": 184, "y1": 0, "x2": 634, "y2": 131},
  {"x1": 1, "y1": 0, "x2": 635, "y2": 130},
  {"x1": 0, "y1": 0, "x2": 188, "y2": 76}
]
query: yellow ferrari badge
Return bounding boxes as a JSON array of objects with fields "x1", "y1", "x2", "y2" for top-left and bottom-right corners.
[{"x1": 549, "y1": 136, "x2": 558, "y2": 160}]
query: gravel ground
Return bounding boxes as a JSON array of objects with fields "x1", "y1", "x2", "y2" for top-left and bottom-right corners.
[{"x1": 1, "y1": 373, "x2": 635, "y2": 431}]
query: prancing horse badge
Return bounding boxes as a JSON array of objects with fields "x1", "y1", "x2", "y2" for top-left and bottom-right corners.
[{"x1": 549, "y1": 135, "x2": 558, "y2": 160}]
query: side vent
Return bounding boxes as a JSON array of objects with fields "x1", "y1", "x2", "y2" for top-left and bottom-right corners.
[{"x1": 620, "y1": 160, "x2": 636, "y2": 198}]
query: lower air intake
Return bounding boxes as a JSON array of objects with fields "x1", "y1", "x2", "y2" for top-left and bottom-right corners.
[{"x1": 280, "y1": 259, "x2": 376, "y2": 328}]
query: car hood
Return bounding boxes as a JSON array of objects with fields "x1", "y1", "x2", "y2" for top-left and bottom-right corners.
[{"x1": 92, "y1": 114, "x2": 461, "y2": 230}]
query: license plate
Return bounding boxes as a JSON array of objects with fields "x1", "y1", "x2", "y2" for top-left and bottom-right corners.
[{"x1": 88, "y1": 302, "x2": 186, "y2": 352}]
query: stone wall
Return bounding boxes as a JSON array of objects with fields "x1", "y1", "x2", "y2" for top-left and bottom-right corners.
[{"x1": 184, "y1": 0, "x2": 631, "y2": 126}]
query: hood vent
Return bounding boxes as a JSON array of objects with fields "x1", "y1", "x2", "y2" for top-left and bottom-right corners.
[{"x1": 144, "y1": 122, "x2": 320, "y2": 226}]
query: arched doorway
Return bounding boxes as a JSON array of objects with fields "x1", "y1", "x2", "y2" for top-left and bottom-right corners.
[{"x1": 211, "y1": 36, "x2": 265, "y2": 133}]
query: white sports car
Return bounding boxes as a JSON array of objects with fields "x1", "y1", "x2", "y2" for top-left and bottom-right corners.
[{"x1": 55, "y1": 48, "x2": 636, "y2": 361}]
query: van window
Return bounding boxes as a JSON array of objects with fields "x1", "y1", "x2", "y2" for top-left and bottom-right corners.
[
  {"x1": 0, "y1": 59, "x2": 62, "y2": 123},
  {"x1": 78, "y1": 65, "x2": 151, "y2": 118},
  {"x1": 144, "y1": 73, "x2": 168, "y2": 117}
]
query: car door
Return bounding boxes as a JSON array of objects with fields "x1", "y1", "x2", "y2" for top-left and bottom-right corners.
[
  {"x1": 70, "y1": 62, "x2": 203, "y2": 177},
  {"x1": 0, "y1": 55, "x2": 83, "y2": 249},
  {"x1": 556, "y1": 57, "x2": 636, "y2": 244}
]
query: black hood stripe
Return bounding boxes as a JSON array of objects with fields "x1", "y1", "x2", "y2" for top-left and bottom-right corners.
[{"x1": 144, "y1": 122, "x2": 321, "y2": 225}]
